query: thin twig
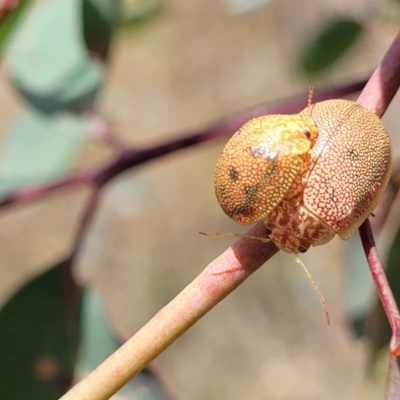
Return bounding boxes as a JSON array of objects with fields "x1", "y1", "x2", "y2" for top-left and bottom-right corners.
[
  {"x1": 0, "y1": 170, "x2": 94, "y2": 209},
  {"x1": 359, "y1": 220, "x2": 400, "y2": 355},
  {"x1": 357, "y1": 32, "x2": 400, "y2": 117},
  {"x1": 356, "y1": 30, "x2": 400, "y2": 357},
  {"x1": 84, "y1": 112, "x2": 128, "y2": 153},
  {"x1": 0, "y1": 81, "x2": 366, "y2": 210},
  {"x1": 385, "y1": 357, "x2": 400, "y2": 400},
  {"x1": 0, "y1": 0, "x2": 19, "y2": 18}
]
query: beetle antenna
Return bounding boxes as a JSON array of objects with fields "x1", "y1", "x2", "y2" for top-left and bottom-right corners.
[
  {"x1": 199, "y1": 231, "x2": 271, "y2": 243},
  {"x1": 294, "y1": 255, "x2": 330, "y2": 326},
  {"x1": 308, "y1": 86, "x2": 314, "y2": 107}
]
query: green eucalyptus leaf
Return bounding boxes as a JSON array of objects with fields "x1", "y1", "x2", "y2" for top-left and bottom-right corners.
[
  {"x1": 123, "y1": 368, "x2": 175, "y2": 400},
  {"x1": 7, "y1": 0, "x2": 104, "y2": 112},
  {"x1": 0, "y1": 109, "x2": 86, "y2": 195},
  {"x1": 83, "y1": 0, "x2": 121, "y2": 56},
  {"x1": 300, "y1": 16, "x2": 363, "y2": 74},
  {"x1": 79, "y1": 289, "x2": 121, "y2": 372},
  {"x1": 0, "y1": 263, "x2": 81, "y2": 400}
]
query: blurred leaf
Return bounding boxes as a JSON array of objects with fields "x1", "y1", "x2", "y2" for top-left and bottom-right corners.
[
  {"x1": 79, "y1": 289, "x2": 121, "y2": 372},
  {"x1": 300, "y1": 17, "x2": 363, "y2": 74},
  {"x1": 222, "y1": 0, "x2": 275, "y2": 15},
  {"x1": 0, "y1": 109, "x2": 86, "y2": 196},
  {"x1": 120, "y1": 0, "x2": 162, "y2": 28},
  {"x1": 123, "y1": 368, "x2": 175, "y2": 400},
  {"x1": 83, "y1": 0, "x2": 121, "y2": 58},
  {"x1": 7, "y1": 0, "x2": 104, "y2": 112},
  {"x1": 0, "y1": 263, "x2": 80, "y2": 400},
  {"x1": 380, "y1": 0, "x2": 400, "y2": 19},
  {"x1": 0, "y1": 0, "x2": 32, "y2": 57},
  {"x1": 119, "y1": 0, "x2": 161, "y2": 29},
  {"x1": 368, "y1": 225, "x2": 400, "y2": 366},
  {"x1": 79, "y1": 289, "x2": 175, "y2": 399}
]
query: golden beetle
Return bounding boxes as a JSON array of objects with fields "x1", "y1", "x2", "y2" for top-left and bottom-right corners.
[{"x1": 214, "y1": 99, "x2": 392, "y2": 254}]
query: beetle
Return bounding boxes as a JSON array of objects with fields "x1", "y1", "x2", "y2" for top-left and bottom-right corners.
[{"x1": 214, "y1": 98, "x2": 392, "y2": 254}]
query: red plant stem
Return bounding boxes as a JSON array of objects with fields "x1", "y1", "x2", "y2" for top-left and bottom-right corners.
[
  {"x1": 0, "y1": 0, "x2": 19, "y2": 17},
  {"x1": 385, "y1": 356, "x2": 400, "y2": 399},
  {"x1": 357, "y1": 30, "x2": 400, "y2": 356},
  {"x1": 0, "y1": 170, "x2": 94, "y2": 208},
  {"x1": 358, "y1": 32, "x2": 400, "y2": 117},
  {"x1": 359, "y1": 220, "x2": 400, "y2": 355}
]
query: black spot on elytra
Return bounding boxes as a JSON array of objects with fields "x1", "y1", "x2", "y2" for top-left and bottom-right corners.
[
  {"x1": 244, "y1": 185, "x2": 258, "y2": 197},
  {"x1": 227, "y1": 184, "x2": 260, "y2": 219},
  {"x1": 348, "y1": 149, "x2": 359, "y2": 161},
  {"x1": 228, "y1": 166, "x2": 240, "y2": 182},
  {"x1": 215, "y1": 185, "x2": 226, "y2": 197},
  {"x1": 229, "y1": 204, "x2": 250, "y2": 218},
  {"x1": 264, "y1": 163, "x2": 278, "y2": 179}
]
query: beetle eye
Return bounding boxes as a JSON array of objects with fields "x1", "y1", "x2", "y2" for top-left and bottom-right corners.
[
  {"x1": 302, "y1": 129, "x2": 311, "y2": 138},
  {"x1": 297, "y1": 246, "x2": 308, "y2": 253}
]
